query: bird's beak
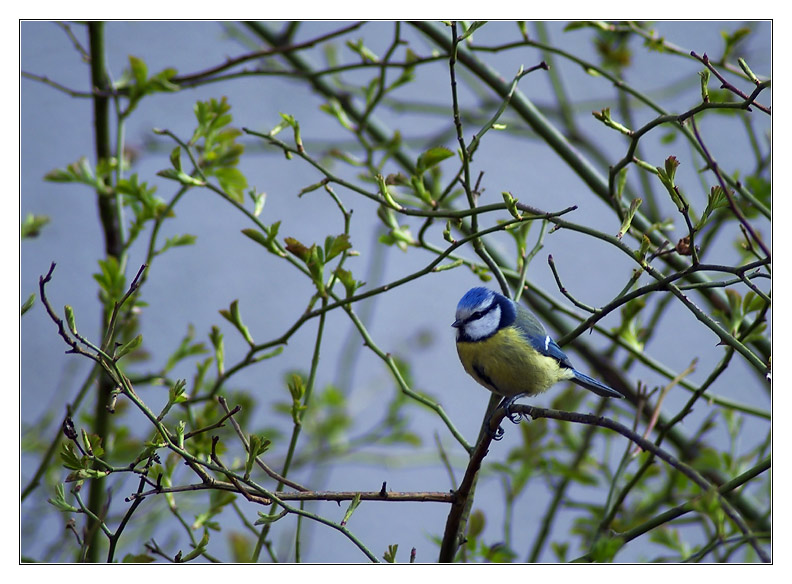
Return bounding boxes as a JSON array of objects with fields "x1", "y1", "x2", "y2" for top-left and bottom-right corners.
[{"x1": 451, "y1": 319, "x2": 463, "y2": 328}]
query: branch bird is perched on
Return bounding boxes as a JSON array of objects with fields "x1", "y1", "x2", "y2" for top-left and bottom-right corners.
[{"x1": 453, "y1": 287, "x2": 623, "y2": 435}]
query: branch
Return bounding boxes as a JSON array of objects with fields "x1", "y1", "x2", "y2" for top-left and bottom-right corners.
[
  {"x1": 690, "y1": 51, "x2": 771, "y2": 115},
  {"x1": 509, "y1": 404, "x2": 771, "y2": 563},
  {"x1": 439, "y1": 403, "x2": 770, "y2": 563}
]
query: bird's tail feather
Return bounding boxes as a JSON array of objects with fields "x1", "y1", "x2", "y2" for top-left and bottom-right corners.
[{"x1": 572, "y1": 370, "x2": 624, "y2": 398}]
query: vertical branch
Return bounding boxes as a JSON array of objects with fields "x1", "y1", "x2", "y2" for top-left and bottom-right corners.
[
  {"x1": 85, "y1": 21, "x2": 124, "y2": 563},
  {"x1": 251, "y1": 298, "x2": 329, "y2": 562},
  {"x1": 89, "y1": 23, "x2": 123, "y2": 261},
  {"x1": 438, "y1": 418, "x2": 497, "y2": 562}
]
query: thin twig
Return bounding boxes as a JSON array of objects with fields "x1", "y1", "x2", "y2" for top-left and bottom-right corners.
[{"x1": 217, "y1": 396, "x2": 309, "y2": 492}]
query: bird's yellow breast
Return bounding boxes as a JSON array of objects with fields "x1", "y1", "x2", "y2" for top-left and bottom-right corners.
[{"x1": 456, "y1": 326, "x2": 574, "y2": 397}]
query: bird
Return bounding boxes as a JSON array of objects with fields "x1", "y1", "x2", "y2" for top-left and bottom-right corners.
[{"x1": 452, "y1": 287, "x2": 623, "y2": 434}]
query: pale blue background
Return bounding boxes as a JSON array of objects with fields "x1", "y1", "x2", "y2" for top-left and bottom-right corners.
[{"x1": 21, "y1": 21, "x2": 771, "y2": 562}]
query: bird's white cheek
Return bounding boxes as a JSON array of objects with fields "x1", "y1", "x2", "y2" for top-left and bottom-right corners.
[{"x1": 464, "y1": 306, "x2": 500, "y2": 340}]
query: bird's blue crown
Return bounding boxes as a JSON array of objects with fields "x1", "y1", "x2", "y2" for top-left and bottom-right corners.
[
  {"x1": 457, "y1": 287, "x2": 495, "y2": 311},
  {"x1": 456, "y1": 287, "x2": 516, "y2": 332}
]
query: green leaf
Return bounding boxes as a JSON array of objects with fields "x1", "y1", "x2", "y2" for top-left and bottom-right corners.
[
  {"x1": 742, "y1": 290, "x2": 767, "y2": 315},
  {"x1": 175, "y1": 420, "x2": 186, "y2": 449},
  {"x1": 416, "y1": 146, "x2": 453, "y2": 174},
  {"x1": 721, "y1": 27, "x2": 751, "y2": 61},
  {"x1": 589, "y1": 535, "x2": 624, "y2": 562},
  {"x1": 287, "y1": 373, "x2": 307, "y2": 423},
  {"x1": 170, "y1": 146, "x2": 182, "y2": 171},
  {"x1": 157, "y1": 168, "x2": 206, "y2": 187},
  {"x1": 501, "y1": 191, "x2": 522, "y2": 220},
  {"x1": 20, "y1": 213, "x2": 50, "y2": 238},
  {"x1": 377, "y1": 205, "x2": 399, "y2": 230},
  {"x1": 64, "y1": 305, "x2": 77, "y2": 334},
  {"x1": 376, "y1": 174, "x2": 403, "y2": 209},
  {"x1": 298, "y1": 180, "x2": 327, "y2": 197},
  {"x1": 324, "y1": 234, "x2": 352, "y2": 262},
  {"x1": 116, "y1": 334, "x2": 143, "y2": 360},
  {"x1": 241, "y1": 228, "x2": 269, "y2": 247},
  {"x1": 253, "y1": 346, "x2": 284, "y2": 364},
  {"x1": 649, "y1": 527, "x2": 689, "y2": 558},
  {"x1": 165, "y1": 325, "x2": 207, "y2": 372},
  {"x1": 278, "y1": 112, "x2": 298, "y2": 128},
  {"x1": 696, "y1": 186, "x2": 730, "y2": 230},
  {"x1": 65, "y1": 468, "x2": 110, "y2": 482},
  {"x1": 431, "y1": 259, "x2": 464, "y2": 273},
  {"x1": 457, "y1": 21, "x2": 488, "y2": 42},
  {"x1": 615, "y1": 166, "x2": 629, "y2": 201},
  {"x1": 47, "y1": 483, "x2": 79, "y2": 513},
  {"x1": 241, "y1": 222, "x2": 283, "y2": 256},
  {"x1": 117, "y1": 174, "x2": 159, "y2": 206},
  {"x1": 617, "y1": 198, "x2": 642, "y2": 240},
  {"x1": 219, "y1": 300, "x2": 255, "y2": 346},
  {"x1": 255, "y1": 509, "x2": 289, "y2": 525},
  {"x1": 214, "y1": 167, "x2": 248, "y2": 203},
  {"x1": 80, "y1": 430, "x2": 104, "y2": 458},
  {"x1": 158, "y1": 233, "x2": 197, "y2": 256},
  {"x1": 467, "y1": 509, "x2": 485, "y2": 539},
  {"x1": 168, "y1": 379, "x2": 189, "y2": 405},
  {"x1": 284, "y1": 237, "x2": 313, "y2": 263},
  {"x1": 664, "y1": 155, "x2": 680, "y2": 182},
  {"x1": 444, "y1": 220, "x2": 458, "y2": 244},
  {"x1": 376, "y1": 205, "x2": 414, "y2": 251},
  {"x1": 320, "y1": 98, "x2": 354, "y2": 130},
  {"x1": 592, "y1": 108, "x2": 631, "y2": 135},
  {"x1": 564, "y1": 20, "x2": 612, "y2": 33},
  {"x1": 178, "y1": 530, "x2": 210, "y2": 563},
  {"x1": 655, "y1": 156, "x2": 686, "y2": 212},
  {"x1": 149, "y1": 67, "x2": 179, "y2": 93},
  {"x1": 551, "y1": 542, "x2": 569, "y2": 562},
  {"x1": 744, "y1": 175, "x2": 771, "y2": 217},
  {"x1": 129, "y1": 55, "x2": 148, "y2": 87},
  {"x1": 334, "y1": 267, "x2": 364, "y2": 298},
  {"x1": 45, "y1": 157, "x2": 108, "y2": 192},
  {"x1": 346, "y1": 38, "x2": 379, "y2": 63},
  {"x1": 388, "y1": 62, "x2": 415, "y2": 91},
  {"x1": 250, "y1": 190, "x2": 267, "y2": 216},
  {"x1": 699, "y1": 68, "x2": 710, "y2": 102},
  {"x1": 59, "y1": 442, "x2": 84, "y2": 471},
  {"x1": 20, "y1": 293, "x2": 36, "y2": 316},
  {"x1": 383, "y1": 544, "x2": 399, "y2": 563},
  {"x1": 245, "y1": 434, "x2": 271, "y2": 479},
  {"x1": 122, "y1": 554, "x2": 156, "y2": 563},
  {"x1": 288, "y1": 373, "x2": 306, "y2": 402},
  {"x1": 93, "y1": 256, "x2": 126, "y2": 304},
  {"x1": 209, "y1": 326, "x2": 225, "y2": 375},
  {"x1": 738, "y1": 57, "x2": 761, "y2": 84},
  {"x1": 341, "y1": 492, "x2": 362, "y2": 526},
  {"x1": 378, "y1": 225, "x2": 414, "y2": 251},
  {"x1": 267, "y1": 114, "x2": 293, "y2": 137},
  {"x1": 192, "y1": 97, "x2": 233, "y2": 145}
]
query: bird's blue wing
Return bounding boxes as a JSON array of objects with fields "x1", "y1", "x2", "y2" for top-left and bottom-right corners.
[
  {"x1": 514, "y1": 302, "x2": 624, "y2": 399},
  {"x1": 512, "y1": 304, "x2": 574, "y2": 368}
]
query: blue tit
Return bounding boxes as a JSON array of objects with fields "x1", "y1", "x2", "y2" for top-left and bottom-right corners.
[{"x1": 453, "y1": 287, "x2": 623, "y2": 418}]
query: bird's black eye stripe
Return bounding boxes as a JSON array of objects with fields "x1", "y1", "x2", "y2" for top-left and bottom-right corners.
[{"x1": 468, "y1": 307, "x2": 492, "y2": 322}]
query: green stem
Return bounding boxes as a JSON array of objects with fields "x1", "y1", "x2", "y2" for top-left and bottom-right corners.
[
  {"x1": 86, "y1": 21, "x2": 124, "y2": 563},
  {"x1": 575, "y1": 457, "x2": 771, "y2": 562},
  {"x1": 252, "y1": 298, "x2": 328, "y2": 562}
]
